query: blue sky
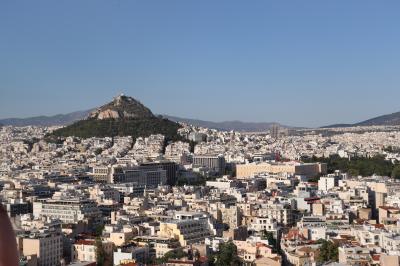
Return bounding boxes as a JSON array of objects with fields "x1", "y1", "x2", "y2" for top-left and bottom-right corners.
[{"x1": 1, "y1": 1, "x2": 399, "y2": 127}]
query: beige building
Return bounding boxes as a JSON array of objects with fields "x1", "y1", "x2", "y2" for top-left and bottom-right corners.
[
  {"x1": 255, "y1": 256, "x2": 281, "y2": 266},
  {"x1": 20, "y1": 231, "x2": 63, "y2": 266},
  {"x1": 338, "y1": 245, "x2": 370, "y2": 265},
  {"x1": 133, "y1": 236, "x2": 180, "y2": 259},
  {"x1": 312, "y1": 202, "x2": 324, "y2": 216},
  {"x1": 358, "y1": 207, "x2": 372, "y2": 220},
  {"x1": 158, "y1": 212, "x2": 213, "y2": 246},
  {"x1": 380, "y1": 254, "x2": 400, "y2": 266},
  {"x1": 284, "y1": 246, "x2": 318, "y2": 266},
  {"x1": 236, "y1": 162, "x2": 326, "y2": 178},
  {"x1": 158, "y1": 220, "x2": 211, "y2": 247},
  {"x1": 220, "y1": 205, "x2": 242, "y2": 229},
  {"x1": 234, "y1": 240, "x2": 279, "y2": 265},
  {"x1": 379, "y1": 206, "x2": 400, "y2": 225},
  {"x1": 107, "y1": 230, "x2": 135, "y2": 247}
]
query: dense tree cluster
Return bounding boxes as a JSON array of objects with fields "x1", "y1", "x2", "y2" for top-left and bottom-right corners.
[
  {"x1": 303, "y1": 155, "x2": 400, "y2": 178},
  {"x1": 48, "y1": 117, "x2": 183, "y2": 142}
]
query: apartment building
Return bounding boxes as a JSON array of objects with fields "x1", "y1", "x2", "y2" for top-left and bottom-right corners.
[
  {"x1": 158, "y1": 212, "x2": 214, "y2": 246},
  {"x1": 92, "y1": 164, "x2": 168, "y2": 187},
  {"x1": 140, "y1": 161, "x2": 178, "y2": 186},
  {"x1": 20, "y1": 231, "x2": 63, "y2": 266},
  {"x1": 258, "y1": 203, "x2": 294, "y2": 226},
  {"x1": 33, "y1": 193, "x2": 101, "y2": 225},
  {"x1": 192, "y1": 154, "x2": 226, "y2": 175},
  {"x1": 72, "y1": 239, "x2": 113, "y2": 263}
]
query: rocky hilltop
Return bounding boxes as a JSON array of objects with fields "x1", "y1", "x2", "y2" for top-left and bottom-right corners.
[
  {"x1": 48, "y1": 94, "x2": 182, "y2": 141},
  {"x1": 89, "y1": 94, "x2": 154, "y2": 120}
]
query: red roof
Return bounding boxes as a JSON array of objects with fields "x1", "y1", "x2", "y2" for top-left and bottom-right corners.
[
  {"x1": 371, "y1": 254, "x2": 380, "y2": 261},
  {"x1": 75, "y1": 239, "x2": 95, "y2": 245},
  {"x1": 284, "y1": 228, "x2": 307, "y2": 241},
  {"x1": 304, "y1": 197, "x2": 320, "y2": 201},
  {"x1": 374, "y1": 224, "x2": 385, "y2": 229},
  {"x1": 379, "y1": 206, "x2": 400, "y2": 211}
]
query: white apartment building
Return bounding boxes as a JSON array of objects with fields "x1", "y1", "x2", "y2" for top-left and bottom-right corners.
[
  {"x1": 248, "y1": 217, "x2": 278, "y2": 235},
  {"x1": 258, "y1": 203, "x2": 293, "y2": 226},
  {"x1": 113, "y1": 246, "x2": 149, "y2": 265},
  {"x1": 72, "y1": 239, "x2": 113, "y2": 263},
  {"x1": 33, "y1": 193, "x2": 101, "y2": 224},
  {"x1": 318, "y1": 176, "x2": 337, "y2": 192}
]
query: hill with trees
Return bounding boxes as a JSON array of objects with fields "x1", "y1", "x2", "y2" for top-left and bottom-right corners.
[
  {"x1": 48, "y1": 95, "x2": 183, "y2": 141},
  {"x1": 303, "y1": 154, "x2": 400, "y2": 178}
]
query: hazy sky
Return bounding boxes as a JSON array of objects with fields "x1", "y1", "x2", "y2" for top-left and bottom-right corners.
[{"x1": 1, "y1": 1, "x2": 400, "y2": 127}]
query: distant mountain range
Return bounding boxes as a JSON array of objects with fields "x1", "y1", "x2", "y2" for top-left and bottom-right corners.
[
  {"x1": 2, "y1": 104, "x2": 400, "y2": 131},
  {"x1": 162, "y1": 115, "x2": 285, "y2": 132},
  {"x1": 0, "y1": 110, "x2": 92, "y2": 127},
  {"x1": 0, "y1": 108, "x2": 286, "y2": 132},
  {"x1": 323, "y1": 111, "x2": 400, "y2": 128}
]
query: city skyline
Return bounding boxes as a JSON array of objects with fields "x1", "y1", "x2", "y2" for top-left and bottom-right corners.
[
  {"x1": 2, "y1": 1, "x2": 400, "y2": 127},
  {"x1": 3, "y1": 2, "x2": 400, "y2": 265}
]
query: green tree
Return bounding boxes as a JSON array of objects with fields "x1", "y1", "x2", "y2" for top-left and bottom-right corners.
[
  {"x1": 156, "y1": 249, "x2": 187, "y2": 264},
  {"x1": 317, "y1": 239, "x2": 338, "y2": 263},
  {"x1": 262, "y1": 230, "x2": 278, "y2": 253},
  {"x1": 348, "y1": 168, "x2": 360, "y2": 177},
  {"x1": 94, "y1": 224, "x2": 105, "y2": 237},
  {"x1": 303, "y1": 154, "x2": 398, "y2": 177},
  {"x1": 392, "y1": 165, "x2": 400, "y2": 179},
  {"x1": 95, "y1": 237, "x2": 105, "y2": 266},
  {"x1": 212, "y1": 241, "x2": 241, "y2": 266}
]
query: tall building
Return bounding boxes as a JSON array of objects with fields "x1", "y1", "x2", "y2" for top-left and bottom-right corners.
[
  {"x1": 192, "y1": 154, "x2": 226, "y2": 175},
  {"x1": 270, "y1": 124, "x2": 280, "y2": 139},
  {"x1": 92, "y1": 165, "x2": 167, "y2": 187},
  {"x1": 20, "y1": 230, "x2": 63, "y2": 266},
  {"x1": 33, "y1": 193, "x2": 102, "y2": 225},
  {"x1": 140, "y1": 161, "x2": 178, "y2": 186}
]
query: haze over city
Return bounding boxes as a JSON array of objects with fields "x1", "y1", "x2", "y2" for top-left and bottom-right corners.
[{"x1": 2, "y1": 1, "x2": 400, "y2": 127}]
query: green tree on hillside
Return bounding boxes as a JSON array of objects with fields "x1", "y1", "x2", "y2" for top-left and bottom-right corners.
[
  {"x1": 210, "y1": 241, "x2": 241, "y2": 266},
  {"x1": 303, "y1": 155, "x2": 398, "y2": 177}
]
